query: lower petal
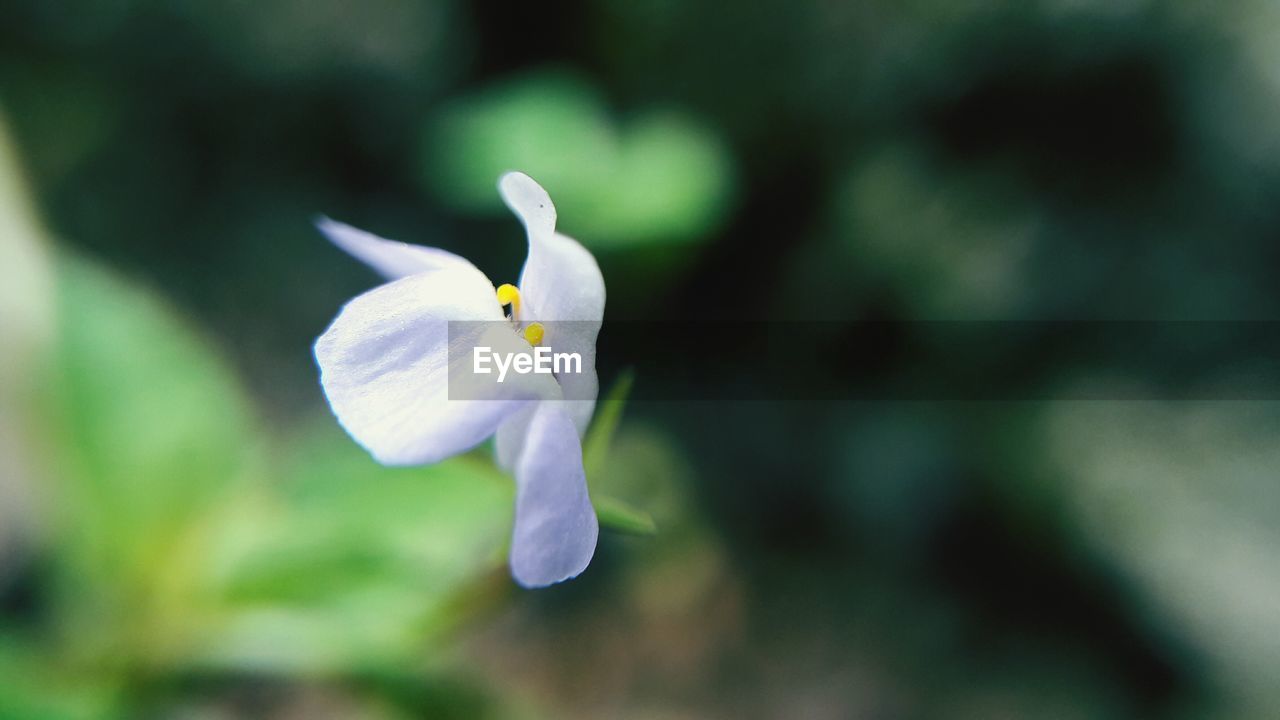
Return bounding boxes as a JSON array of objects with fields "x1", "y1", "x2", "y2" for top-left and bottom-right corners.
[
  {"x1": 495, "y1": 404, "x2": 536, "y2": 472},
  {"x1": 510, "y1": 404, "x2": 599, "y2": 588}
]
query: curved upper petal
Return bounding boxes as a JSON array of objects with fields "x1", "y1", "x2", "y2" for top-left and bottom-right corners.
[
  {"x1": 498, "y1": 172, "x2": 605, "y2": 437},
  {"x1": 509, "y1": 403, "x2": 599, "y2": 588},
  {"x1": 498, "y1": 172, "x2": 605, "y2": 326},
  {"x1": 497, "y1": 171, "x2": 556, "y2": 242},
  {"x1": 315, "y1": 265, "x2": 560, "y2": 466},
  {"x1": 519, "y1": 231, "x2": 605, "y2": 326},
  {"x1": 317, "y1": 216, "x2": 475, "y2": 281}
]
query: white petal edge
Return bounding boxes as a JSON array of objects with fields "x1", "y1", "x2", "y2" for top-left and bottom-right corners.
[
  {"x1": 315, "y1": 267, "x2": 560, "y2": 466},
  {"x1": 317, "y1": 216, "x2": 475, "y2": 281},
  {"x1": 510, "y1": 403, "x2": 599, "y2": 588},
  {"x1": 498, "y1": 171, "x2": 556, "y2": 242}
]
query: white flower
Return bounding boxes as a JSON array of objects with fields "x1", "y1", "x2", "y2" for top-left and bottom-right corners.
[{"x1": 313, "y1": 172, "x2": 605, "y2": 588}]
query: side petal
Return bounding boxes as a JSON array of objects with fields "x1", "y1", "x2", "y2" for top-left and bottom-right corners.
[
  {"x1": 510, "y1": 404, "x2": 599, "y2": 588},
  {"x1": 315, "y1": 267, "x2": 559, "y2": 466},
  {"x1": 317, "y1": 216, "x2": 474, "y2": 281}
]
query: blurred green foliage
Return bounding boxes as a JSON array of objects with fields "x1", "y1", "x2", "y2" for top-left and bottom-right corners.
[
  {"x1": 426, "y1": 72, "x2": 734, "y2": 249},
  {"x1": 21, "y1": 249, "x2": 523, "y2": 715}
]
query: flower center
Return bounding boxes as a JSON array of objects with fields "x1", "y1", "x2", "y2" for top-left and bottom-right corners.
[{"x1": 496, "y1": 283, "x2": 544, "y2": 346}]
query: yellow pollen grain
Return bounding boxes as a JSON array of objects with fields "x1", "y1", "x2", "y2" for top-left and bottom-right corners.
[
  {"x1": 523, "y1": 322, "x2": 545, "y2": 346},
  {"x1": 496, "y1": 283, "x2": 521, "y2": 318}
]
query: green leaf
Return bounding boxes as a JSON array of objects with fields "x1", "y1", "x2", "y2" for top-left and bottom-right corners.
[
  {"x1": 0, "y1": 636, "x2": 120, "y2": 720},
  {"x1": 581, "y1": 371, "x2": 656, "y2": 536},
  {"x1": 195, "y1": 419, "x2": 515, "y2": 674},
  {"x1": 593, "y1": 494, "x2": 657, "y2": 536},
  {"x1": 45, "y1": 252, "x2": 261, "y2": 664},
  {"x1": 424, "y1": 71, "x2": 734, "y2": 248},
  {"x1": 425, "y1": 72, "x2": 613, "y2": 215},
  {"x1": 0, "y1": 110, "x2": 55, "y2": 575},
  {"x1": 583, "y1": 369, "x2": 634, "y2": 484},
  {"x1": 51, "y1": 253, "x2": 258, "y2": 533},
  {"x1": 589, "y1": 112, "x2": 734, "y2": 247}
]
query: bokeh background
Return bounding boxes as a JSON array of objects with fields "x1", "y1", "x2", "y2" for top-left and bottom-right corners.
[{"x1": 3, "y1": 1, "x2": 1280, "y2": 717}]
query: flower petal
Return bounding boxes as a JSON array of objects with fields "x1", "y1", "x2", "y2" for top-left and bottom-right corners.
[
  {"x1": 509, "y1": 403, "x2": 599, "y2": 588},
  {"x1": 523, "y1": 229, "x2": 603, "y2": 437},
  {"x1": 315, "y1": 267, "x2": 560, "y2": 466},
  {"x1": 317, "y1": 216, "x2": 474, "y2": 281},
  {"x1": 496, "y1": 394, "x2": 597, "y2": 472},
  {"x1": 519, "y1": 231, "x2": 605, "y2": 326},
  {"x1": 498, "y1": 171, "x2": 556, "y2": 242},
  {"x1": 499, "y1": 172, "x2": 605, "y2": 436},
  {"x1": 495, "y1": 404, "x2": 536, "y2": 471},
  {"x1": 498, "y1": 171, "x2": 605, "y2": 325}
]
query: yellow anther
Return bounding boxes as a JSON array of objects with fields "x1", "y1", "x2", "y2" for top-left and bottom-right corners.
[
  {"x1": 496, "y1": 283, "x2": 521, "y2": 319},
  {"x1": 523, "y1": 322, "x2": 545, "y2": 346}
]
